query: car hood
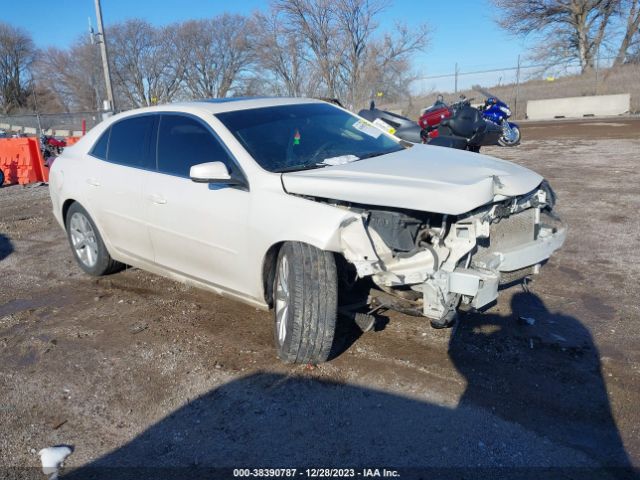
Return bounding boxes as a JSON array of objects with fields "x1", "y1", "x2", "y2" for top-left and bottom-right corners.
[{"x1": 280, "y1": 144, "x2": 543, "y2": 215}]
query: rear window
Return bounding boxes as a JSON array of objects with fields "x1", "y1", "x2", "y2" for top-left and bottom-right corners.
[
  {"x1": 107, "y1": 115, "x2": 156, "y2": 169},
  {"x1": 90, "y1": 128, "x2": 110, "y2": 159}
]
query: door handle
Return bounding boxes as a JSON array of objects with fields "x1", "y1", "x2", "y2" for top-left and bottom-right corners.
[
  {"x1": 149, "y1": 194, "x2": 167, "y2": 205},
  {"x1": 86, "y1": 178, "x2": 100, "y2": 187}
]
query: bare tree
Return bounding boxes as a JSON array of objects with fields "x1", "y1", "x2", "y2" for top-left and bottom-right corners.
[
  {"x1": 613, "y1": 0, "x2": 640, "y2": 65},
  {"x1": 34, "y1": 38, "x2": 104, "y2": 112},
  {"x1": 108, "y1": 19, "x2": 185, "y2": 108},
  {"x1": 179, "y1": 14, "x2": 256, "y2": 99},
  {"x1": 271, "y1": 0, "x2": 428, "y2": 107},
  {"x1": 361, "y1": 22, "x2": 429, "y2": 105},
  {"x1": 0, "y1": 23, "x2": 36, "y2": 114},
  {"x1": 275, "y1": 0, "x2": 344, "y2": 97},
  {"x1": 253, "y1": 11, "x2": 316, "y2": 96},
  {"x1": 492, "y1": 0, "x2": 617, "y2": 72},
  {"x1": 334, "y1": 0, "x2": 387, "y2": 106}
]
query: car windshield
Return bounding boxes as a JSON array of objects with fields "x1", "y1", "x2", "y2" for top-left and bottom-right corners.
[{"x1": 216, "y1": 102, "x2": 404, "y2": 173}]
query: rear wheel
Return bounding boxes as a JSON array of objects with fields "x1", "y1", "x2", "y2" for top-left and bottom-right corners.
[
  {"x1": 65, "y1": 203, "x2": 123, "y2": 276},
  {"x1": 273, "y1": 242, "x2": 338, "y2": 364}
]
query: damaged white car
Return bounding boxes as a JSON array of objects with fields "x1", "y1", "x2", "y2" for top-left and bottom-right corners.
[{"x1": 49, "y1": 98, "x2": 565, "y2": 364}]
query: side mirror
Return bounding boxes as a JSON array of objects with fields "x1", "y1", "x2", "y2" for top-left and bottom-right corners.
[{"x1": 190, "y1": 161, "x2": 243, "y2": 186}]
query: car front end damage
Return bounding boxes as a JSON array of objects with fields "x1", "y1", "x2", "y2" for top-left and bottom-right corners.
[{"x1": 337, "y1": 181, "x2": 566, "y2": 325}]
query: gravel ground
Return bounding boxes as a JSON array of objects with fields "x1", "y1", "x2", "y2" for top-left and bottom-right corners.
[{"x1": 0, "y1": 119, "x2": 639, "y2": 479}]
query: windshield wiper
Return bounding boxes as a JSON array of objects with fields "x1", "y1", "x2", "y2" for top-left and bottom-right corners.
[
  {"x1": 357, "y1": 148, "x2": 402, "y2": 160},
  {"x1": 274, "y1": 163, "x2": 327, "y2": 173}
]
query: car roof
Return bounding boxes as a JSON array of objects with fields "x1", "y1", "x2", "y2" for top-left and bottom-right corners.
[
  {"x1": 115, "y1": 96, "x2": 327, "y2": 119},
  {"x1": 67, "y1": 96, "x2": 332, "y2": 154}
]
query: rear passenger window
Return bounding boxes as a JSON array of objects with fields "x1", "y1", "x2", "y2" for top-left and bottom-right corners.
[
  {"x1": 90, "y1": 128, "x2": 110, "y2": 159},
  {"x1": 107, "y1": 115, "x2": 156, "y2": 169},
  {"x1": 157, "y1": 114, "x2": 234, "y2": 177}
]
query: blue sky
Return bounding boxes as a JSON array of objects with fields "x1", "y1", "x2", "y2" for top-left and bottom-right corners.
[{"x1": 3, "y1": 0, "x2": 532, "y2": 93}]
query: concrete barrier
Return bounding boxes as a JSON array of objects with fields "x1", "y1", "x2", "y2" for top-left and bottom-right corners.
[{"x1": 526, "y1": 93, "x2": 630, "y2": 120}]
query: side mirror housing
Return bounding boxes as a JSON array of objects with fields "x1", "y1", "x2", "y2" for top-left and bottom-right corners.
[{"x1": 190, "y1": 161, "x2": 235, "y2": 183}]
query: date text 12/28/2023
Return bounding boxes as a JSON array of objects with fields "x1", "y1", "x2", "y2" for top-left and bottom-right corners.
[{"x1": 233, "y1": 468, "x2": 400, "y2": 478}]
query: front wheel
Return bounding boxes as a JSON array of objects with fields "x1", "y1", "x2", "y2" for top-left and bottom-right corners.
[
  {"x1": 499, "y1": 124, "x2": 521, "y2": 146},
  {"x1": 273, "y1": 242, "x2": 338, "y2": 364}
]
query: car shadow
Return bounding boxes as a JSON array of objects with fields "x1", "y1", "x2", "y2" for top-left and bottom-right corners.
[
  {"x1": 0, "y1": 233, "x2": 13, "y2": 261},
  {"x1": 62, "y1": 292, "x2": 637, "y2": 480}
]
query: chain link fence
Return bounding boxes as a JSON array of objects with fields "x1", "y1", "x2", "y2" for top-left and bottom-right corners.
[
  {"x1": 0, "y1": 111, "x2": 104, "y2": 136},
  {"x1": 1, "y1": 56, "x2": 638, "y2": 133},
  {"x1": 402, "y1": 56, "x2": 640, "y2": 119}
]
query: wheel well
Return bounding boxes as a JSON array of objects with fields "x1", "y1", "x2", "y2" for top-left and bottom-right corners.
[
  {"x1": 62, "y1": 199, "x2": 76, "y2": 224},
  {"x1": 262, "y1": 242, "x2": 284, "y2": 307}
]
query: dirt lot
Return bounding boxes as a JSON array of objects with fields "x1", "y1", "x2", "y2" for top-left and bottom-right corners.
[{"x1": 1, "y1": 118, "x2": 639, "y2": 479}]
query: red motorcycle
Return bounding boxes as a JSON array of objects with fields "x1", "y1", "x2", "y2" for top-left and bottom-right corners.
[
  {"x1": 418, "y1": 95, "x2": 451, "y2": 140},
  {"x1": 40, "y1": 135, "x2": 67, "y2": 166}
]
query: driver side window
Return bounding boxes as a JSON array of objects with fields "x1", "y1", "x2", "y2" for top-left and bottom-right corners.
[{"x1": 157, "y1": 114, "x2": 234, "y2": 178}]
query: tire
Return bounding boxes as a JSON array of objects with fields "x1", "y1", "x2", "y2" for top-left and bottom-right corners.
[
  {"x1": 65, "y1": 202, "x2": 123, "y2": 276},
  {"x1": 0, "y1": 168, "x2": 4, "y2": 187},
  {"x1": 499, "y1": 125, "x2": 521, "y2": 147},
  {"x1": 273, "y1": 242, "x2": 338, "y2": 364}
]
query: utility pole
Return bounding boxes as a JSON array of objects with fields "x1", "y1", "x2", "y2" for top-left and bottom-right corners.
[
  {"x1": 94, "y1": 0, "x2": 115, "y2": 112},
  {"x1": 31, "y1": 77, "x2": 43, "y2": 134},
  {"x1": 454, "y1": 63, "x2": 459, "y2": 94},
  {"x1": 514, "y1": 55, "x2": 521, "y2": 119},
  {"x1": 594, "y1": 48, "x2": 600, "y2": 95}
]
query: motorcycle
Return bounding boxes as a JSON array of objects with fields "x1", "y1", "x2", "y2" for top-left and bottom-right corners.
[
  {"x1": 479, "y1": 96, "x2": 521, "y2": 146},
  {"x1": 426, "y1": 97, "x2": 502, "y2": 152},
  {"x1": 358, "y1": 101, "x2": 426, "y2": 144},
  {"x1": 418, "y1": 94, "x2": 451, "y2": 139},
  {"x1": 40, "y1": 135, "x2": 67, "y2": 164},
  {"x1": 358, "y1": 99, "x2": 501, "y2": 152}
]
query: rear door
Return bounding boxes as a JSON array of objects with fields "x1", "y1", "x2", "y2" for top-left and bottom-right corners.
[
  {"x1": 144, "y1": 113, "x2": 251, "y2": 293},
  {"x1": 85, "y1": 114, "x2": 157, "y2": 261}
]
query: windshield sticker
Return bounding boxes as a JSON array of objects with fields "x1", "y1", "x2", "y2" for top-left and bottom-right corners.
[
  {"x1": 372, "y1": 118, "x2": 397, "y2": 135},
  {"x1": 319, "y1": 154, "x2": 359, "y2": 166},
  {"x1": 352, "y1": 120, "x2": 382, "y2": 139},
  {"x1": 293, "y1": 129, "x2": 301, "y2": 145}
]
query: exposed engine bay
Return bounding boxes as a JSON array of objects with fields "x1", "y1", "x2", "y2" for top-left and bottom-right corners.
[{"x1": 317, "y1": 181, "x2": 566, "y2": 326}]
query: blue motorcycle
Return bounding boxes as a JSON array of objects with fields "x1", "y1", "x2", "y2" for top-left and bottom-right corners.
[{"x1": 480, "y1": 96, "x2": 521, "y2": 146}]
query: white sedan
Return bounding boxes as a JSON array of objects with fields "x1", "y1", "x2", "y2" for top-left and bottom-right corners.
[{"x1": 49, "y1": 97, "x2": 565, "y2": 363}]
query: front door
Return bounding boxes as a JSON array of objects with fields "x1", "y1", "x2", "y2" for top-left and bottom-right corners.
[{"x1": 144, "y1": 114, "x2": 251, "y2": 295}]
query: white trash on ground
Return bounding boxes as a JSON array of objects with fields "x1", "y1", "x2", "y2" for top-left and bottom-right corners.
[{"x1": 38, "y1": 445, "x2": 72, "y2": 479}]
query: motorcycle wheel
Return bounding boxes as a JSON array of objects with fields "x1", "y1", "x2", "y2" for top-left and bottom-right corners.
[
  {"x1": 0, "y1": 168, "x2": 4, "y2": 187},
  {"x1": 499, "y1": 125, "x2": 521, "y2": 147}
]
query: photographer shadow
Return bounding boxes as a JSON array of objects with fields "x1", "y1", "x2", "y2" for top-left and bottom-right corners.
[
  {"x1": 62, "y1": 292, "x2": 637, "y2": 480},
  {"x1": 0, "y1": 233, "x2": 13, "y2": 261},
  {"x1": 450, "y1": 291, "x2": 634, "y2": 473}
]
